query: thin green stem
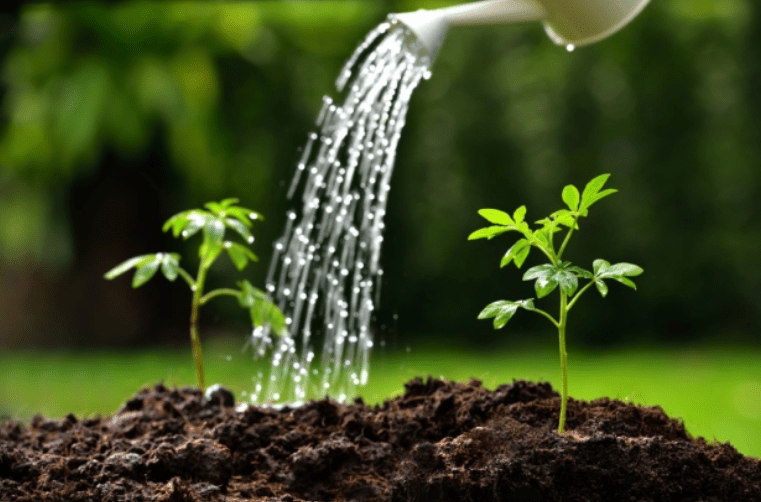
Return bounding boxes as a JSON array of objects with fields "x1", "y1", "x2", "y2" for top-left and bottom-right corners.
[
  {"x1": 557, "y1": 215, "x2": 578, "y2": 260},
  {"x1": 200, "y1": 288, "x2": 240, "y2": 306},
  {"x1": 530, "y1": 307, "x2": 560, "y2": 329},
  {"x1": 566, "y1": 280, "x2": 596, "y2": 311},
  {"x1": 557, "y1": 292, "x2": 569, "y2": 434},
  {"x1": 190, "y1": 260, "x2": 210, "y2": 390},
  {"x1": 177, "y1": 267, "x2": 195, "y2": 289}
]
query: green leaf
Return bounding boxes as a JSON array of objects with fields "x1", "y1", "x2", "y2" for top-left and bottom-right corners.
[
  {"x1": 551, "y1": 209, "x2": 578, "y2": 229},
  {"x1": 513, "y1": 205, "x2": 527, "y2": 224},
  {"x1": 238, "y1": 281, "x2": 287, "y2": 336},
  {"x1": 159, "y1": 253, "x2": 181, "y2": 281},
  {"x1": 204, "y1": 201, "x2": 223, "y2": 214},
  {"x1": 562, "y1": 184, "x2": 580, "y2": 211},
  {"x1": 604, "y1": 263, "x2": 644, "y2": 278},
  {"x1": 593, "y1": 259, "x2": 610, "y2": 275},
  {"x1": 535, "y1": 276, "x2": 558, "y2": 298},
  {"x1": 162, "y1": 210, "x2": 207, "y2": 238},
  {"x1": 557, "y1": 270, "x2": 579, "y2": 296},
  {"x1": 501, "y1": 239, "x2": 531, "y2": 268},
  {"x1": 104, "y1": 254, "x2": 156, "y2": 280},
  {"x1": 593, "y1": 260, "x2": 643, "y2": 292},
  {"x1": 580, "y1": 174, "x2": 617, "y2": 212},
  {"x1": 524, "y1": 262, "x2": 578, "y2": 297},
  {"x1": 568, "y1": 266, "x2": 594, "y2": 279},
  {"x1": 595, "y1": 279, "x2": 609, "y2": 297},
  {"x1": 225, "y1": 218, "x2": 253, "y2": 243},
  {"x1": 225, "y1": 242, "x2": 258, "y2": 271},
  {"x1": 468, "y1": 226, "x2": 510, "y2": 241},
  {"x1": 204, "y1": 217, "x2": 225, "y2": 244},
  {"x1": 132, "y1": 256, "x2": 162, "y2": 288},
  {"x1": 477, "y1": 299, "x2": 535, "y2": 329},
  {"x1": 478, "y1": 209, "x2": 514, "y2": 225}
]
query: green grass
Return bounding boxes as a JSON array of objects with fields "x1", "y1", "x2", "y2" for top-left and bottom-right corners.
[{"x1": 1, "y1": 337, "x2": 759, "y2": 459}]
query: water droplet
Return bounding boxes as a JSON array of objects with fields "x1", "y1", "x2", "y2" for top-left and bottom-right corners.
[
  {"x1": 248, "y1": 236, "x2": 255, "y2": 244},
  {"x1": 566, "y1": 44, "x2": 575, "y2": 52}
]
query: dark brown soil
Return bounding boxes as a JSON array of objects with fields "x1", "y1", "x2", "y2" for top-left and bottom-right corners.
[{"x1": 1, "y1": 378, "x2": 759, "y2": 501}]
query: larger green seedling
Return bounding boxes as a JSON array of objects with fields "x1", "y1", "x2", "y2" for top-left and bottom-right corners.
[
  {"x1": 105, "y1": 199, "x2": 286, "y2": 390},
  {"x1": 469, "y1": 174, "x2": 643, "y2": 434}
]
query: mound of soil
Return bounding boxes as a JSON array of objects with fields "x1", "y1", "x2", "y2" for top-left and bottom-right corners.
[{"x1": 1, "y1": 378, "x2": 759, "y2": 501}]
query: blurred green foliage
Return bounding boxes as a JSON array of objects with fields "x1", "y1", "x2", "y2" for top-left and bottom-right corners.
[{"x1": 1, "y1": 1, "x2": 761, "y2": 348}]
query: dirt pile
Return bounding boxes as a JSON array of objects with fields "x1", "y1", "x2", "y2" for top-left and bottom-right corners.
[{"x1": 1, "y1": 378, "x2": 759, "y2": 501}]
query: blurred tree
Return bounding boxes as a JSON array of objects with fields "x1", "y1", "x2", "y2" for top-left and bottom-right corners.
[{"x1": 1, "y1": 1, "x2": 760, "y2": 349}]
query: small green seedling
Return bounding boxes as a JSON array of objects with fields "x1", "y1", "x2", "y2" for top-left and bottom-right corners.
[
  {"x1": 469, "y1": 174, "x2": 643, "y2": 434},
  {"x1": 105, "y1": 198, "x2": 286, "y2": 390}
]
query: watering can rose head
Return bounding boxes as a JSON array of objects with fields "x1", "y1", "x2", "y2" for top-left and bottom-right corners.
[
  {"x1": 104, "y1": 199, "x2": 286, "y2": 390},
  {"x1": 469, "y1": 174, "x2": 643, "y2": 434}
]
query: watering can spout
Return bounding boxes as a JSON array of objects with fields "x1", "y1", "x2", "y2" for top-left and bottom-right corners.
[{"x1": 390, "y1": 0, "x2": 651, "y2": 65}]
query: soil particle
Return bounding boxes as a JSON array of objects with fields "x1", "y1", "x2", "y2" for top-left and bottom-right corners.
[{"x1": 0, "y1": 377, "x2": 759, "y2": 501}]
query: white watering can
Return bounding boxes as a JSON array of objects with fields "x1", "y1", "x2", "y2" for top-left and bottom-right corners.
[{"x1": 391, "y1": 0, "x2": 651, "y2": 63}]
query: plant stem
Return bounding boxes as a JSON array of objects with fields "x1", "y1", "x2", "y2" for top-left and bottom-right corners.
[
  {"x1": 199, "y1": 288, "x2": 240, "y2": 306},
  {"x1": 557, "y1": 292, "x2": 569, "y2": 434},
  {"x1": 557, "y1": 218, "x2": 577, "y2": 260},
  {"x1": 531, "y1": 307, "x2": 560, "y2": 329},
  {"x1": 190, "y1": 261, "x2": 210, "y2": 390},
  {"x1": 566, "y1": 280, "x2": 595, "y2": 311}
]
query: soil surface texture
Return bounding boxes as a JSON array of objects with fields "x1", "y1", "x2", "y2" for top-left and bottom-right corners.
[{"x1": 1, "y1": 378, "x2": 759, "y2": 501}]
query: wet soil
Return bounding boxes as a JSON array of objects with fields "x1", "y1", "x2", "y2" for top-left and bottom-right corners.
[{"x1": 1, "y1": 378, "x2": 759, "y2": 501}]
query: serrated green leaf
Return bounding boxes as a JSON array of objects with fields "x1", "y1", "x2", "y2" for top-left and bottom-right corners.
[
  {"x1": 595, "y1": 279, "x2": 609, "y2": 297},
  {"x1": 104, "y1": 254, "x2": 156, "y2": 280},
  {"x1": 179, "y1": 212, "x2": 207, "y2": 240},
  {"x1": 478, "y1": 299, "x2": 534, "y2": 330},
  {"x1": 513, "y1": 205, "x2": 527, "y2": 224},
  {"x1": 500, "y1": 239, "x2": 530, "y2": 268},
  {"x1": 478, "y1": 209, "x2": 514, "y2": 225},
  {"x1": 160, "y1": 253, "x2": 180, "y2": 281},
  {"x1": 562, "y1": 184, "x2": 580, "y2": 211},
  {"x1": 132, "y1": 256, "x2": 161, "y2": 288},
  {"x1": 468, "y1": 226, "x2": 511, "y2": 241}
]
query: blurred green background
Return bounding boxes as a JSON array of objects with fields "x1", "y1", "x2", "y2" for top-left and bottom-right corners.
[{"x1": 0, "y1": 1, "x2": 759, "y2": 455}]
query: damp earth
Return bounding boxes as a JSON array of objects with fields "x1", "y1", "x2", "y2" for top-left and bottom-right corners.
[{"x1": 1, "y1": 378, "x2": 759, "y2": 501}]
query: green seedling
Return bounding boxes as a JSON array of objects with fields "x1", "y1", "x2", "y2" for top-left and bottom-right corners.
[
  {"x1": 104, "y1": 198, "x2": 286, "y2": 390},
  {"x1": 469, "y1": 174, "x2": 643, "y2": 434}
]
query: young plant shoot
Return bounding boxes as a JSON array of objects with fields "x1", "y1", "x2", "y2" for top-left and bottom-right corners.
[
  {"x1": 469, "y1": 174, "x2": 643, "y2": 434},
  {"x1": 104, "y1": 199, "x2": 287, "y2": 390}
]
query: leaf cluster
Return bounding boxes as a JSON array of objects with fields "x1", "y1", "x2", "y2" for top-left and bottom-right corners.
[
  {"x1": 469, "y1": 174, "x2": 643, "y2": 329},
  {"x1": 104, "y1": 199, "x2": 285, "y2": 335}
]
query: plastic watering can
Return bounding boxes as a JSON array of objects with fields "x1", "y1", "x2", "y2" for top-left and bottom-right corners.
[{"x1": 391, "y1": 0, "x2": 651, "y2": 63}]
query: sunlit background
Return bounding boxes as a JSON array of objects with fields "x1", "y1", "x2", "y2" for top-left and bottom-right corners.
[{"x1": 0, "y1": 1, "x2": 759, "y2": 456}]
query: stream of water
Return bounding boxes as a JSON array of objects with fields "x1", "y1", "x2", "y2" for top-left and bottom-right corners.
[{"x1": 248, "y1": 19, "x2": 431, "y2": 404}]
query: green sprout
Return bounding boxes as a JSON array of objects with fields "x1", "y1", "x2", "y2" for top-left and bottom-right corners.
[
  {"x1": 469, "y1": 174, "x2": 643, "y2": 434},
  {"x1": 104, "y1": 198, "x2": 286, "y2": 390}
]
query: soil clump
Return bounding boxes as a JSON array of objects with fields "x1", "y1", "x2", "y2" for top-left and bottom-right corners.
[{"x1": 1, "y1": 378, "x2": 759, "y2": 501}]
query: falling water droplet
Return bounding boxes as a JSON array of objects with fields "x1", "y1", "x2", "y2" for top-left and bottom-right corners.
[{"x1": 254, "y1": 20, "x2": 432, "y2": 404}]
